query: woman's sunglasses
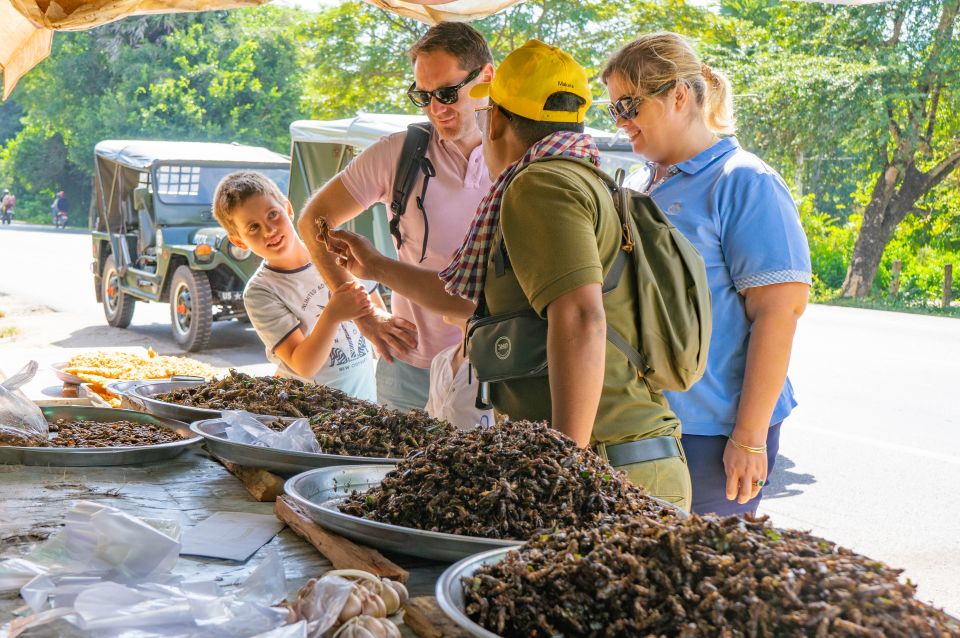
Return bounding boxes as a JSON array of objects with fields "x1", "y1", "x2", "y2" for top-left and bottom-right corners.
[
  {"x1": 407, "y1": 68, "x2": 482, "y2": 108},
  {"x1": 606, "y1": 79, "x2": 678, "y2": 122}
]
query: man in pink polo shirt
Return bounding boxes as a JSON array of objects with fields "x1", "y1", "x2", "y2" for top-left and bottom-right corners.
[{"x1": 298, "y1": 22, "x2": 494, "y2": 411}]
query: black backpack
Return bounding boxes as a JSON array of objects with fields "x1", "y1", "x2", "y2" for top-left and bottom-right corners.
[{"x1": 389, "y1": 122, "x2": 434, "y2": 263}]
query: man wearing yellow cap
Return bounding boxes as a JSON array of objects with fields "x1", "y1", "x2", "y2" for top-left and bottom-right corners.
[{"x1": 325, "y1": 41, "x2": 692, "y2": 510}]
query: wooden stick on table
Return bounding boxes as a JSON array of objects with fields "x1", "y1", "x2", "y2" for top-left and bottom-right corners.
[
  {"x1": 403, "y1": 596, "x2": 472, "y2": 638},
  {"x1": 275, "y1": 495, "x2": 408, "y2": 582}
]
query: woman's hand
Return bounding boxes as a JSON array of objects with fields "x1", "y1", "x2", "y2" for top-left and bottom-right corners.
[{"x1": 723, "y1": 428, "x2": 768, "y2": 504}]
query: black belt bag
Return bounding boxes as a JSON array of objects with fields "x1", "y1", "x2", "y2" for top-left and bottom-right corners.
[
  {"x1": 465, "y1": 244, "x2": 627, "y2": 409},
  {"x1": 466, "y1": 309, "x2": 547, "y2": 384}
]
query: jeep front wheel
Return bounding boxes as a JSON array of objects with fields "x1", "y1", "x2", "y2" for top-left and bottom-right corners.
[
  {"x1": 101, "y1": 255, "x2": 136, "y2": 328},
  {"x1": 169, "y1": 266, "x2": 213, "y2": 352}
]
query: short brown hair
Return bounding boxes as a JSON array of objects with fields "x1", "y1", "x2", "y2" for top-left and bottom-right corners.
[
  {"x1": 213, "y1": 171, "x2": 286, "y2": 236},
  {"x1": 409, "y1": 21, "x2": 492, "y2": 71}
]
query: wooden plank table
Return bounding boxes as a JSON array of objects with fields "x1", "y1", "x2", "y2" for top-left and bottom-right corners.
[{"x1": 0, "y1": 448, "x2": 450, "y2": 637}]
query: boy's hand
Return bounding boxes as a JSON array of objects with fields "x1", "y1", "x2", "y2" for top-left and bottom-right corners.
[
  {"x1": 325, "y1": 281, "x2": 374, "y2": 323},
  {"x1": 355, "y1": 311, "x2": 418, "y2": 363},
  {"x1": 326, "y1": 229, "x2": 383, "y2": 280}
]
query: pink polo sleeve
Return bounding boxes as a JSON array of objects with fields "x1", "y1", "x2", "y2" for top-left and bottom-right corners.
[{"x1": 339, "y1": 131, "x2": 405, "y2": 210}]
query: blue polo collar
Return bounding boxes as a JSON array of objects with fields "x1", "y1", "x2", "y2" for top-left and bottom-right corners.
[{"x1": 675, "y1": 136, "x2": 740, "y2": 176}]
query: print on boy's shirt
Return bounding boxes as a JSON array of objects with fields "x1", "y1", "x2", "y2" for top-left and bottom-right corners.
[
  {"x1": 242, "y1": 262, "x2": 377, "y2": 402},
  {"x1": 311, "y1": 299, "x2": 371, "y2": 369}
]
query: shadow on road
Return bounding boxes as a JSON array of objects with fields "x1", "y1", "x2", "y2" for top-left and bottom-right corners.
[
  {"x1": 764, "y1": 454, "x2": 816, "y2": 499},
  {"x1": 51, "y1": 322, "x2": 267, "y2": 367}
]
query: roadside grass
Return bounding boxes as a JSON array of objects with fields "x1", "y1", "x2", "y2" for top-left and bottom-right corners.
[
  {"x1": 820, "y1": 296, "x2": 960, "y2": 319},
  {"x1": 0, "y1": 326, "x2": 18, "y2": 338}
]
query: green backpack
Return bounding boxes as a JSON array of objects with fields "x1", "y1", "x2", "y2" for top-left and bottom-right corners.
[
  {"x1": 468, "y1": 157, "x2": 712, "y2": 394},
  {"x1": 585, "y1": 160, "x2": 713, "y2": 392}
]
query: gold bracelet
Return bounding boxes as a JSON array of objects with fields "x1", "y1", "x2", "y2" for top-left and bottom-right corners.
[{"x1": 728, "y1": 437, "x2": 767, "y2": 455}]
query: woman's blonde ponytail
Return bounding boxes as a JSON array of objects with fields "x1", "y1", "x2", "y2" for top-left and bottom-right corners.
[{"x1": 700, "y1": 63, "x2": 736, "y2": 135}]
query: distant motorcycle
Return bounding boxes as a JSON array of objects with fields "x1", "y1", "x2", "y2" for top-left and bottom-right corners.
[{"x1": 55, "y1": 210, "x2": 68, "y2": 229}]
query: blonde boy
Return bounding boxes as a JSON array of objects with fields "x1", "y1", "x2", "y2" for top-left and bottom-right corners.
[{"x1": 213, "y1": 171, "x2": 378, "y2": 401}]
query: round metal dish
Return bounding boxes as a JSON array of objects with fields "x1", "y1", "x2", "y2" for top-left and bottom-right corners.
[
  {"x1": 436, "y1": 547, "x2": 513, "y2": 638},
  {"x1": 284, "y1": 465, "x2": 522, "y2": 561},
  {"x1": 190, "y1": 418, "x2": 400, "y2": 477},
  {"x1": 0, "y1": 406, "x2": 200, "y2": 466},
  {"x1": 50, "y1": 361, "x2": 85, "y2": 385},
  {"x1": 125, "y1": 379, "x2": 220, "y2": 422}
]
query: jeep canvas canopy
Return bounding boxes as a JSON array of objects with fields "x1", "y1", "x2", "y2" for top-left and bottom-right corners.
[{"x1": 93, "y1": 139, "x2": 289, "y2": 231}]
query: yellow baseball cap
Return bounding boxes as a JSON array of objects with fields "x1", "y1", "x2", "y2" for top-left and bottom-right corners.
[{"x1": 470, "y1": 40, "x2": 591, "y2": 124}]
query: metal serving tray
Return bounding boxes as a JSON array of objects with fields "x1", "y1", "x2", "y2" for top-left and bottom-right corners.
[
  {"x1": 0, "y1": 406, "x2": 200, "y2": 467},
  {"x1": 125, "y1": 379, "x2": 221, "y2": 422},
  {"x1": 190, "y1": 418, "x2": 400, "y2": 477},
  {"x1": 435, "y1": 547, "x2": 513, "y2": 638},
  {"x1": 284, "y1": 465, "x2": 522, "y2": 562}
]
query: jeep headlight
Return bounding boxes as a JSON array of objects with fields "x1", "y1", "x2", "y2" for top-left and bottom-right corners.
[{"x1": 227, "y1": 243, "x2": 251, "y2": 261}]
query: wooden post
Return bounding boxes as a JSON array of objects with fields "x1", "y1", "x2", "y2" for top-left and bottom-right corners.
[
  {"x1": 889, "y1": 259, "x2": 902, "y2": 301},
  {"x1": 944, "y1": 264, "x2": 953, "y2": 309}
]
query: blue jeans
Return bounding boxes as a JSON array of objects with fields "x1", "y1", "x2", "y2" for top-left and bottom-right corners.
[
  {"x1": 375, "y1": 357, "x2": 430, "y2": 412},
  {"x1": 681, "y1": 422, "x2": 782, "y2": 517}
]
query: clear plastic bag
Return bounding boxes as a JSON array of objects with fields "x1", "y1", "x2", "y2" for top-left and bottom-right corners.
[
  {"x1": 0, "y1": 360, "x2": 48, "y2": 445},
  {"x1": 0, "y1": 500, "x2": 181, "y2": 594},
  {"x1": 219, "y1": 411, "x2": 321, "y2": 454}
]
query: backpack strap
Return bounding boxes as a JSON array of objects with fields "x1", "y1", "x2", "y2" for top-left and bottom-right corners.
[
  {"x1": 390, "y1": 122, "x2": 434, "y2": 263},
  {"x1": 520, "y1": 157, "x2": 653, "y2": 378}
]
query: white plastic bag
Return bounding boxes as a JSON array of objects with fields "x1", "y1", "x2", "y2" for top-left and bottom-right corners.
[
  {"x1": 219, "y1": 411, "x2": 321, "y2": 453},
  {"x1": 0, "y1": 360, "x2": 48, "y2": 445}
]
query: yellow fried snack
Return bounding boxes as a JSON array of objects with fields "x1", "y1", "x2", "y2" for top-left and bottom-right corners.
[{"x1": 64, "y1": 350, "x2": 219, "y2": 406}]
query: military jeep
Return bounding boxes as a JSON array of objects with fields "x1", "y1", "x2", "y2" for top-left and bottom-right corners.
[{"x1": 90, "y1": 140, "x2": 290, "y2": 351}]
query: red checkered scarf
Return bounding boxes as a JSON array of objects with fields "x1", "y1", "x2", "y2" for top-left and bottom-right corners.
[{"x1": 439, "y1": 131, "x2": 600, "y2": 301}]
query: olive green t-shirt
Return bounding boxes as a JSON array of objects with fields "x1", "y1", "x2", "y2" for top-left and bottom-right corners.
[{"x1": 483, "y1": 159, "x2": 680, "y2": 445}]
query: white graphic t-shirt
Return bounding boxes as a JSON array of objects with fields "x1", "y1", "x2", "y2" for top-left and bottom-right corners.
[{"x1": 243, "y1": 262, "x2": 377, "y2": 402}]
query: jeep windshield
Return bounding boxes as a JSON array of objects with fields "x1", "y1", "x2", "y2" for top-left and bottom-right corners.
[{"x1": 153, "y1": 164, "x2": 290, "y2": 205}]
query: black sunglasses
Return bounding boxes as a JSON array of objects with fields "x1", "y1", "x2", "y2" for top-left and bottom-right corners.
[
  {"x1": 607, "y1": 80, "x2": 678, "y2": 122},
  {"x1": 407, "y1": 68, "x2": 482, "y2": 108}
]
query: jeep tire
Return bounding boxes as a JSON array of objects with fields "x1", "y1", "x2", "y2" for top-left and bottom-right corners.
[
  {"x1": 169, "y1": 266, "x2": 213, "y2": 352},
  {"x1": 101, "y1": 255, "x2": 136, "y2": 328}
]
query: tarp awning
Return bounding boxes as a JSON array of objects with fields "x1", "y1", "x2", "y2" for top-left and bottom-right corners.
[{"x1": 0, "y1": 0, "x2": 525, "y2": 100}]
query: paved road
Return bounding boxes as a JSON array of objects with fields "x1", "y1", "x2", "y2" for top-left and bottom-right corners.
[
  {"x1": 1, "y1": 225, "x2": 958, "y2": 614},
  {"x1": 0, "y1": 223, "x2": 265, "y2": 367}
]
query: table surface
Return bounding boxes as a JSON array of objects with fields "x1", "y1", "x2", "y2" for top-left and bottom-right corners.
[{"x1": 0, "y1": 447, "x2": 449, "y2": 637}]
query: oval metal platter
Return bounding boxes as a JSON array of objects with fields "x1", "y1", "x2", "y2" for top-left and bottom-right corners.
[
  {"x1": 0, "y1": 406, "x2": 200, "y2": 467},
  {"x1": 284, "y1": 465, "x2": 522, "y2": 562},
  {"x1": 435, "y1": 547, "x2": 513, "y2": 638},
  {"x1": 125, "y1": 379, "x2": 222, "y2": 422},
  {"x1": 189, "y1": 418, "x2": 400, "y2": 477}
]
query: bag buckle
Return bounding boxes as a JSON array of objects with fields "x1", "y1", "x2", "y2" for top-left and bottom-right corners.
[{"x1": 621, "y1": 223, "x2": 634, "y2": 253}]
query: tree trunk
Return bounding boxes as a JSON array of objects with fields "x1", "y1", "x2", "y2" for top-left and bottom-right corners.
[
  {"x1": 841, "y1": 164, "x2": 925, "y2": 298},
  {"x1": 841, "y1": 204, "x2": 895, "y2": 298}
]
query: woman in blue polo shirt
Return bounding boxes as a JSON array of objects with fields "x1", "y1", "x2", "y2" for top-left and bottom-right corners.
[{"x1": 602, "y1": 33, "x2": 812, "y2": 516}]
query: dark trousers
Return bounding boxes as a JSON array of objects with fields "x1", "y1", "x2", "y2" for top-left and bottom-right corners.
[{"x1": 681, "y1": 422, "x2": 782, "y2": 517}]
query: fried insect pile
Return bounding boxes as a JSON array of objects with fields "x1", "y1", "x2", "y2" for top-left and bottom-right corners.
[
  {"x1": 1, "y1": 419, "x2": 181, "y2": 448},
  {"x1": 296, "y1": 407, "x2": 454, "y2": 458},
  {"x1": 464, "y1": 516, "x2": 960, "y2": 638},
  {"x1": 157, "y1": 370, "x2": 367, "y2": 417},
  {"x1": 339, "y1": 421, "x2": 676, "y2": 539}
]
